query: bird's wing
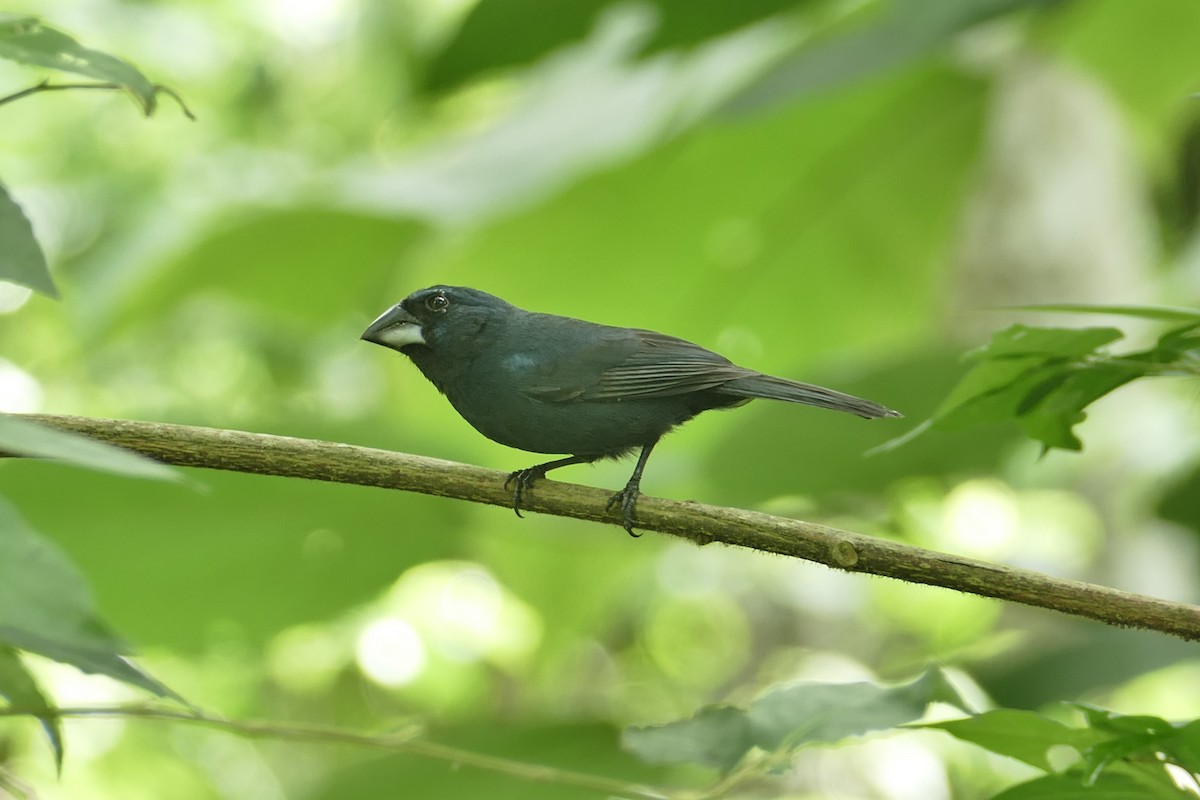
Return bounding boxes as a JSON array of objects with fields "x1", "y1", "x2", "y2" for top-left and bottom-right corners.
[{"x1": 524, "y1": 328, "x2": 753, "y2": 402}]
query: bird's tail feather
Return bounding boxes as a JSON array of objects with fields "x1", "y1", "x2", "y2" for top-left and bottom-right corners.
[{"x1": 721, "y1": 374, "x2": 900, "y2": 419}]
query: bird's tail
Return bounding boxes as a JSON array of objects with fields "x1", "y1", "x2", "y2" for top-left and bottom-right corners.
[{"x1": 720, "y1": 374, "x2": 900, "y2": 419}]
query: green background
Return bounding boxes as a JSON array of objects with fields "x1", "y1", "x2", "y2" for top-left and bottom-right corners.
[{"x1": 2, "y1": 0, "x2": 1200, "y2": 797}]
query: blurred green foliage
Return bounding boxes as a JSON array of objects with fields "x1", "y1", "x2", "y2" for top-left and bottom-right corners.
[
  {"x1": 1, "y1": 0, "x2": 1200, "y2": 798},
  {"x1": 0, "y1": 14, "x2": 160, "y2": 114},
  {"x1": 883, "y1": 311, "x2": 1200, "y2": 453},
  {"x1": 624, "y1": 667, "x2": 966, "y2": 772},
  {"x1": 931, "y1": 705, "x2": 1200, "y2": 798}
]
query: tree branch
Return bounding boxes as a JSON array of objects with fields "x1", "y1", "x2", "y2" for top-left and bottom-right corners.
[
  {"x1": 12, "y1": 413, "x2": 1200, "y2": 641},
  {"x1": 0, "y1": 705, "x2": 676, "y2": 800}
]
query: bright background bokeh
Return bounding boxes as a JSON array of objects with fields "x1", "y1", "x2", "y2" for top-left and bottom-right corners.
[{"x1": 3, "y1": 0, "x2": 1200, "y2": 797}]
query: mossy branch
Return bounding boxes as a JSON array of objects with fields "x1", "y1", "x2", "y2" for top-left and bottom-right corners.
[{"x1": 12, "y1": 413, "x2": 1200, "y2": 641}]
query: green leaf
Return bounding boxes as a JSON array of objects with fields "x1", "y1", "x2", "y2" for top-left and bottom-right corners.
[
  {"x1": 722, "y1": 0, "x2": 1056, "y2": 116},
  {"x1": 1014, "y1": 365, "x2": 1141, "y2": 452},
  {"x1": 1143, "y1": 321, "x2": 1200, "y2": 369},
  {"x1": 424, "y1": 0, "x2": 802, "y2": 93},
  {"x1": 959, "y1": 322, "x2": 1196, "y2": 453},
  {"x1": 934, "y1": 326, "x2": 1123, "y2": 418},
  {"x1": 1169, "y1": 719, "x2": 1200, "y2": 777},
  {"x1": 621, "y1": 706, "x2": 752, "y2": 772},
  {"x1": 935, "y1": 356, "x2": 1056, "y2": 426},
  {"x1": 883, "y1": 325, "x2": 1144, "y2": 453},
  {"x1": 745, "y1": 665, "x2": 967, "y2": 750},
  {"x1": 0, "y1": 15, "x2": 157, "y2": 115},
  {"x1": 923, "y1": 709, "x2": 1108, "y2": 771},
  {"x1": 622, "y1": 667, "x2": 967, "y2": 771},
  {"x1": 0, "y1": 645, "x2": 63, "y2": 771},
  {"x1": 0, "y1": 183, "x2": 57, "y2": 299},
  {"x1": 0, "y1": 415, "x2": 180, "y2": 482},
  {"x1": 990, "y1": 771, "x2": 1178, "y2": 800},
  {"x1": 1073, "y1": 706, "x2": 1200, "y2": 785},
  {"x1": 965, "y1": 325, "x2": 1125, "y2": 361},
  {"x1": 0, "y1": 497, "x2": 180, "y2": 702}
]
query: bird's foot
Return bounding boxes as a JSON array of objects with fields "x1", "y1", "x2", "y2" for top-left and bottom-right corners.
[
  {"x1": 606, "y1": 482, "x2": 642, "y2": 537},
  {"x1": 503, "y1": 467, "x2": 544, "y2": 518}
]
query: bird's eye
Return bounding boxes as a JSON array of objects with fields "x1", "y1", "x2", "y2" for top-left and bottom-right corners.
[{"x1": 425, "y1": 293, "x2": 449, "y2": 312}]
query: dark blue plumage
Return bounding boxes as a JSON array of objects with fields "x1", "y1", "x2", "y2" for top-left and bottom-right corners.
[{"x1": 362, "y1": 286, "x2": 900, "y2": 534}]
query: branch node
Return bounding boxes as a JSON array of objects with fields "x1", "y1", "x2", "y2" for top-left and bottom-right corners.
[{"x1": 832, "y1": 540, "x2": 860, "y2": 568}]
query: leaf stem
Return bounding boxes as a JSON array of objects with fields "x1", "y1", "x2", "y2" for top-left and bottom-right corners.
[
  {"x1": 0, "y1": 79, "x2": 195, "y2": 119},
  {"x1": 0, "y1": 705, "x2": 677, "y2": 800}
]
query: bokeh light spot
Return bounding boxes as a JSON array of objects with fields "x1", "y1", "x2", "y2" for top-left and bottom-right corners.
[{"x1": 356, "y1": 618, "x2": 427, "y2": 687}]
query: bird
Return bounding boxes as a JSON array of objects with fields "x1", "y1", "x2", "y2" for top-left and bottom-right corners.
[{"x1": 362, "y1": 286, "x2": 901, "y2": 535}]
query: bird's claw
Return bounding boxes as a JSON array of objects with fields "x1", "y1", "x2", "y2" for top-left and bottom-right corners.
[
  {"x1": 606, "y1": 483, "x2": 642, "y2": 537},
  {"x1": 507, "y1": 462, "x2": 644, "y2": 536},
  {"x1": 504, "y1": 468, "x2": 540, "y2": 518}
]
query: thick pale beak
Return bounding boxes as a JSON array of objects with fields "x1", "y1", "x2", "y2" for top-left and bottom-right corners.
[{"x1": 361, "y1": 304, "x2": 426, "y2": 350}]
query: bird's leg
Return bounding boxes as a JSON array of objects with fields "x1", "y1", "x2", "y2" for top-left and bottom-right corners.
[
  {"x1": 504, "y1": 455, "x2": 597, "y2": 518},
  {"x1": 606, "y1": 439, "x2": 658, "y2": 537}
]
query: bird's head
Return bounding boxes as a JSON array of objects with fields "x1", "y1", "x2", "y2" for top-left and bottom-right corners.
[{"x1": 361, "y1": 285, "x2": 514, "y2": 355}]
